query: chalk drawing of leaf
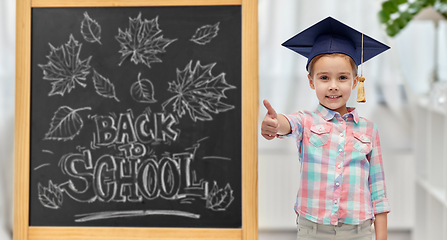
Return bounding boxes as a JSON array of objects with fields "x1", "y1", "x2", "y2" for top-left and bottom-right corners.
[
  {"x1": 206, "y1": 182, "x2": 234, "y2": 211},
  {"x1": 162, "y1": 60, "x2": 236, "y2": 122},
  {"x1": 115, "y1": 13, "x2": 177, "y2": 68},
  {"x1": 130, "y1": 72, "x2": 156, "y2": 103},
  {"x1": 190, "y1": 22, "x2": 220, "y2": 45},
  {"x1": 38, "y1": 34, "x2": 92, "y2": 96},
  {"x1": 81, "y1": 12, "x2": 102, "y2": 45},
  {"x1": 92, "y1": 69, "x2": 120, "y2": 102},
  {"x1": 45, "y1": 106, "x2": 92, "y2": 141},
  {"x1": 38, "y1": 180, "x2": 63, "y2": 209}
]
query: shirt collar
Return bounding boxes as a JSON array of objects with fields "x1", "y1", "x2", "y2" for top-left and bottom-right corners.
[{"x1": 315, "y1": 104, "x2": 359, "y2": 124}]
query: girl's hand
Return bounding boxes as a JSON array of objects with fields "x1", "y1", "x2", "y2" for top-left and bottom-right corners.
[{"x1": 261, "y1": 100, "x2": 279, "y2": 140}]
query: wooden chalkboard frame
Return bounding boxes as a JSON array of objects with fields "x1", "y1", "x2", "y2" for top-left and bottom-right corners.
[{"x1": 14, "y1": 0, "x2": 258, "y2": 239}]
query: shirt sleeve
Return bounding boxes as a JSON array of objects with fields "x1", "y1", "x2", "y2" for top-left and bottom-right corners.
[
  {"x1": 369, "y1": 126, "x2": 391, "y2": 215},
  {"x1": 277, "y1": 112, "x2": 304, "y2": 143}
]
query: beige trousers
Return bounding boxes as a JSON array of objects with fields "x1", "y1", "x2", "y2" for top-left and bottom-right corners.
[{"x1": 296, "y1": 216, "x2": 372, "y2": 240}]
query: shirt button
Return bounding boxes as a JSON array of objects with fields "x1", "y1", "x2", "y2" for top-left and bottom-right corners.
[
  {"x1": 340, "y1": 133, "x2": 344, "y2": 137},
  {"x1": 338, "y1": 149, "x2": 342, "y2": 153},
  {"x1": 334, "y1": 200, "x2": 338, "y2": 204},
  {"x1": 336, "y1": 182, "x2": 340, "y2": 186},
  {"x1": 337, "y1": 164, "x2": 341, "y2": 169}
]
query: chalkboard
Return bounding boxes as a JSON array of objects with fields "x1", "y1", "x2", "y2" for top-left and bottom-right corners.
[
  {"x1": 29, "y1": 6, "x2": 242, "y2": 228},
  {"x1": 15, "y1": 1, "x2": 257, "y2": 239}
]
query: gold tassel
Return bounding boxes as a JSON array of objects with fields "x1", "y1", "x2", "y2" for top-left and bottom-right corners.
[
  {"x1": 356, "y1": 76, "x2": 366, "y2": 102},
  {"x1": 356, "y1": 33, "x2": 366, "y2": 103}
]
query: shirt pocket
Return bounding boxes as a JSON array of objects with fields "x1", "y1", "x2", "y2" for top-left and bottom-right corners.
[
  {"x1": 309, "y1": 124, "x2": 332, "y2": 147},
  {"x1": 353, "y1": 132, "x2": 372, "y2": 154}
]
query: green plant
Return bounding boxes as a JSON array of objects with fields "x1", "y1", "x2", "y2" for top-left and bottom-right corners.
[{"x1": 379, "y1": 0, "x2": 447, "y2": 37}]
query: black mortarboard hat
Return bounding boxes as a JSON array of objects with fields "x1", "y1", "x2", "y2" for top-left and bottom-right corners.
[
  {"x1": 282, "y1": 16, "x2": 390, "y2": 70},
  {"x1": 281, "y1": 16, "x2": 390, "y2": 103}
]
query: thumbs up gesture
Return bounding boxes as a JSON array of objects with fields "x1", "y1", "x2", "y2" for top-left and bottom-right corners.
[{"x1": 261, "y1": 100, "x2": 279, "y2": 140}]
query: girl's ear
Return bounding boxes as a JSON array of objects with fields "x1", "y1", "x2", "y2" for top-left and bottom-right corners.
[
  {"x1": 352, "y1": 75, "x2": 359, "y2": 90},
  {"x1": 308, "y1": 74, "x2": 315, "y2": 90}
]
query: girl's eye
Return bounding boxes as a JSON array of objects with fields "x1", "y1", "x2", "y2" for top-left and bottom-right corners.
[
  {"x1": 320, "y1": 76, "x2": 328, "y2": 80},
  {"x1": 339, "y1": 76, "x2": 348, "y2": 80}
]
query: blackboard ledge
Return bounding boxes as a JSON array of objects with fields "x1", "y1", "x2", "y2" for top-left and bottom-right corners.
[{"x1": 29, "y1": 226, "x2": 243, "y2": 240}]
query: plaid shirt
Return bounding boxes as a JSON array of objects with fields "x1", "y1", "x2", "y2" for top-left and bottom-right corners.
[{"x1": 282, "y1": 105, "x2": 390, "y2": 225}]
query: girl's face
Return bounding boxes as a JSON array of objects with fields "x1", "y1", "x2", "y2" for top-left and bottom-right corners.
[{"x1": 308, "y1": 55, "x2": 358, "y2": 116}]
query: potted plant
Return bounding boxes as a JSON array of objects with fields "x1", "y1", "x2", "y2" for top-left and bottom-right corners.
[{"x1": 379, "y1": 0, "x2": 447, "y2": 36}]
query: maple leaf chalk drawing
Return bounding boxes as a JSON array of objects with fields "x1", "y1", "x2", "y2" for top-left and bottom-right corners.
[
  {"x1": 92, "y1": 69, "x2": 120, "y2": 102},
  {"x1": 44, "y1": 106, "x2": 92, "y2": 141},
  {"x1": 115, "y1": 13, "x2": 177, "y2": 68},
  {"x1": 162, "y1": 60, "x2": 236, "y2": 122},
  {"x1": 190, "y1": 22, "x2": 220, "y2": 45},
  {"x1": 130, "y1": 72, "x2": 157, "y2": 103},
  {"x1": 81, "y1": 12, "x2": 102, "y2": 45},
  {"x1": 206, "y1": 182, "x2": 234, "y2": 211},
  {"x1": 38, "y1": 180, "x2": 63, "y2": 209},
  {"x1": 38, "y1": 34, "x2": 92, "y2": 96}
]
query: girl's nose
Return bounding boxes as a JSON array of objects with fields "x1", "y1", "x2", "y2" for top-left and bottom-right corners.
[{"x1": 329, "y1": 80, "x2": 339, "y2": 91}]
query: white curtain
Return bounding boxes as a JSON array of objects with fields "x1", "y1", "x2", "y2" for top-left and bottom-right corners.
[{"x1": 0, "y1": 0, "x2": 16, "y2": 239}]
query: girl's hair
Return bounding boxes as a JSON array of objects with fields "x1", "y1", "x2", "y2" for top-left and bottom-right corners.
[{"x1": 307, "y1": 53, "x2": 358, "y2": 77}]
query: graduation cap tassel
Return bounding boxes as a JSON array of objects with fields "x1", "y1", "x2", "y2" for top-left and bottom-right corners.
[
  {"x1": 356, "y1": 76, "x2": 366, "y2": 102},
  {"x1": 356, "y1": 33, "x2": 366, "y2": 103}
]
